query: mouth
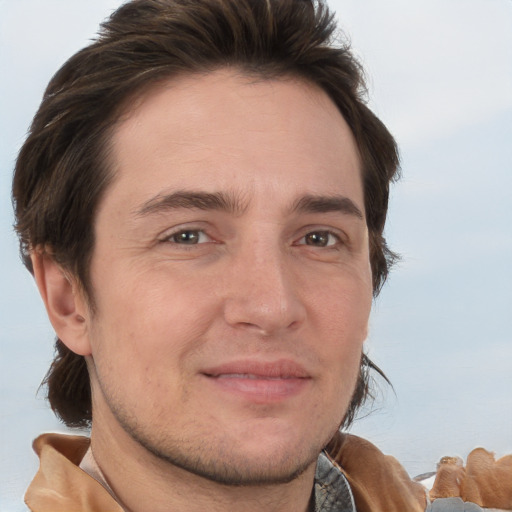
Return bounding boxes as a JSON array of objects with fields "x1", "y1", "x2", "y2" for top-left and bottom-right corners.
[
  {"x1": 211, "y1": 373, "x2": 300, "y2": 380},
  {"x1": 201, "y1": 359, "x2": 311, "y2": 403},
  {"x1": 202, "y1": 359, "x2": 310, "y2": 379}
]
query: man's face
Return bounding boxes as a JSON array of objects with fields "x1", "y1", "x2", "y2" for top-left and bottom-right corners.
[{"x1": 84, "y1": 70, "x2": 373, "y2": 484}]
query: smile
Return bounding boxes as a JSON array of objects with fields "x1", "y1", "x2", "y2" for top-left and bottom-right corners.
[
  {"x1": 214, "y1": 374, "x2": 300, "y2": 380},
  {"x1": 202, "y1": 359, "x2": 311, "y2": 403}
]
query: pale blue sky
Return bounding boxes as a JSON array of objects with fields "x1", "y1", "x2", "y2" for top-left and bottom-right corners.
[{"x1": 1, "y1": 1, "x2": 511, "y2": 510}]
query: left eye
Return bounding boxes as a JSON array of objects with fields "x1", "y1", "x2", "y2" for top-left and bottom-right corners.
[
  {"x1": 298, "y1": 231, "x2": 340, "y2": 247},
  {"x1": 166, "y1": 230, "x2": 210, "y2": 245}
]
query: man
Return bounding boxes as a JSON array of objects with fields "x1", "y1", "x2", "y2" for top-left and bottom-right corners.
[{"x1": 12, "y1": 1, "x2": 512, "y2": 511}]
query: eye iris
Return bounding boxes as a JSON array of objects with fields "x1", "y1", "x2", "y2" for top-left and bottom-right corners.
[
  {"x1": 174, "y1": 231, "x2": 199, "y2": 244},
  {"x1": 305, "y1": 232, "x2": 329, "y2": 246}
]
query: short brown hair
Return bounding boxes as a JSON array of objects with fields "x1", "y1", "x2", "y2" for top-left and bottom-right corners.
[{"x1": 13, "y1": 0, "x2": 399, "y2": 429}]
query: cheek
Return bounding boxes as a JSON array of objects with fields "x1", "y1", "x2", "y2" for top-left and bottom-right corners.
[
  {"x1": 88, "y1": 264, "x2": 220, "y2": 371},
  {"x1": 312, "y1": 273, "x2": 372, "y2": 338},
  {"x1": 309, "y1": 276, "x2": 372, "y2": 385}
]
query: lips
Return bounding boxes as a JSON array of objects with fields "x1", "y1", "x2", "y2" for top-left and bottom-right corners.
[
  {"x1": 202, "y1": 359, "x2": 311, "y2": 379},
  {"x1": 214, "y1": 374, "x2": 295, "y2": 380},
  {"x1": 201, "y1": 359, "x2": 311, "y2": 403}
]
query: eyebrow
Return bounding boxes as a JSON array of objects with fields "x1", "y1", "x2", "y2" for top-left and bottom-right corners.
[
  {"x1": 134, "y1": 190, "x2": 364, "y2": 220},
  {"x1": 291, "y1": 194, "x2": 364, "y2": 219},
  {"x1": 134, "y1": 190, "x2": 247, "y2": 217}
]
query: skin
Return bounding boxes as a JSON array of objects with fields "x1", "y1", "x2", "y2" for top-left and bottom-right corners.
[{"x1": 34, "y1": 69, "x2": 373, "y2": 512}]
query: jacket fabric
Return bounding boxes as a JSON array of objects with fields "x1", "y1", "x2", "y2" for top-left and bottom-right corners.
[{"x1": 25, "y1": 432, "x2": 512, "y2": 512}]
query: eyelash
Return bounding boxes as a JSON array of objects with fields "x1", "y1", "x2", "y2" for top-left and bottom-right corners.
[
  {"x1": 161, "y1": 228, "x2": 212, "y2": 245},
  {"x1": 160, "y1": 228, "x2": 343, "y2": 249}
]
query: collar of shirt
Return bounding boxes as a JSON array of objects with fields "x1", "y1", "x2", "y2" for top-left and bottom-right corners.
[{"x1": 314, "y1": 451, "x2": 356, "y2": 512}]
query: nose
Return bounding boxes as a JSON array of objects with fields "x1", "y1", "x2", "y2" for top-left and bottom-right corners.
[{"x1": 222, "y1": 242, "x2": 306, "y2": 336}]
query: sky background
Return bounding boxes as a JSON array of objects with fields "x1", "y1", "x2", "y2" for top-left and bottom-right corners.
[{"x1": 1, "y1": 1, "x2": 511, "y2": 510}]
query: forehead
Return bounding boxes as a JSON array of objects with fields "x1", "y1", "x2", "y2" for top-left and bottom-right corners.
[{"x1": 105, "y1": 69, "x2": 362, "y2": 213}]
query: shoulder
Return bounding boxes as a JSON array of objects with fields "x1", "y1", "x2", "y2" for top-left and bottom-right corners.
[
  {"x1": 325, "y1": 433, "x2": 512, "y2": 512},
  {"x1": 25, "y1": 433, "x2": 123, "y2": 512},
  {"x1": 426, "y1": 447, "x2": 512, "y2": 510},
  {"x1": 325, "y1": 432, "x2": 427, "y2": 512}
]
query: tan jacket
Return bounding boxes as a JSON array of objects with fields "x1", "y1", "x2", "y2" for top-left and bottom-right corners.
[{"x1": 25, "y1": 432, "x2": 512, "y2": 512}]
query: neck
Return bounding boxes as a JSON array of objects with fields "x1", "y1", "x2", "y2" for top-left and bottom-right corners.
[{"x1": 90, "y1": 422, "x2": 317, "y2": 512}]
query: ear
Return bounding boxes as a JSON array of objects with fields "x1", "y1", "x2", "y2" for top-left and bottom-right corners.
[{"x1": 31, "y1": 250, "x2": 92, "y2": 356}]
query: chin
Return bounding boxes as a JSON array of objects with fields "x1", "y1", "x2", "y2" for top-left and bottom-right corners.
[
  {"x1": 158, "y1": 444, "x2": 317, "y2": 486},
  {"x1": 128, "y1": 420, "x2": 323, "y2": 487}
]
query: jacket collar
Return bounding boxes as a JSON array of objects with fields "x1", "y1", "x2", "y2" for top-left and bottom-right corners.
[{"x1": 25, "y1": 432, "x2": 427, "y2": 512}]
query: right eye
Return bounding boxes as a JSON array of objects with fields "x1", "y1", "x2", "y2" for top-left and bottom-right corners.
[{"x1": 163, "y1": 229, "x2": 211, "y2": 245}]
